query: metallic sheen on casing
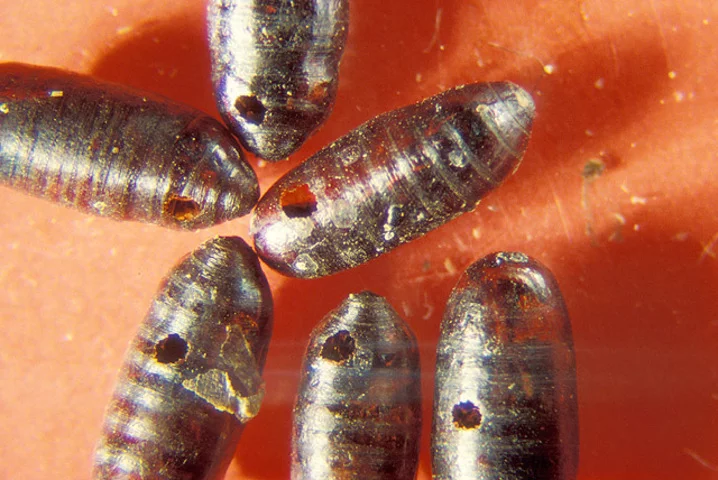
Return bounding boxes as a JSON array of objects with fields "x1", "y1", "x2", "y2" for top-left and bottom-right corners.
[
  {"x1": 0, "y1": 63, "x2": 259, "y2": 229},
  {"x1": 93, "y1": 236, "x2": 273, "y2": 480},
  {"x1": 432, "y1": 252, "x2": 579, "y2": 480},
  {"x1": 291, "y1": 292, "x2": 421, "y2": 479},
  {"x1": 251, "y1": 82, "x2": 535, "y2": 278},
  {"x1": 207, "y1": 0, "x2": 349, "y2": 160}
]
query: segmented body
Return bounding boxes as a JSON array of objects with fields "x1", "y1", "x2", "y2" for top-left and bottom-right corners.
[
  {"x1": 207, "y1": 0, "x2": 350, "y2": 160},
  {"x1": 251, "y1": 82, "x2": 535, "y2": 278},
  {"x1": 0, "y1": 63, "x2": 258, "y2": 229},
  {"x1": 432, "y1": 252, "x2": 579, "y2": 480},
  {"x1": 93, "y1": 236, "x2": 273, "y2": 480},
  {"x1": 291, "y1": 292, "x2": 421, "y2": 479}
]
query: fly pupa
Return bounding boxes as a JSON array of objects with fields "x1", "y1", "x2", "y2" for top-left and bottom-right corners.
[
  {"x1": 291, "y1": 291, "x2": 421, "y2": 479},
  {"x1": 432, "y1": 252, "x2": 579, "y2": 479},
  {"x1": 93, "y1": 236, "x2": 273, "y2": 479},
  {"x1": 0, "y1": 63, "x2": 259, "y2": 229},
  {"x1": 207, "y1": 0, "x2": 350, "y2": 160},
  {"x1": 251, "y1": 82, "x2": 535, "y2": 278}
]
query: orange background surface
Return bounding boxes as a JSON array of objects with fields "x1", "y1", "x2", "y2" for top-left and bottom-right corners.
[{"x1": 1, "y1": 0, "x2": 717, "y2": 479}]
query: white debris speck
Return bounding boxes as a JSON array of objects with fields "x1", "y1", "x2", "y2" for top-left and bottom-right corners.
[
  {"x1": 293, "y1": 254, "x2": 318, "y2": 275},
  {"x1": 92, "y1": 201, "x2": 110, "y2": 214},
  {"x1": 673, "y1": 91, "x2": 685, "y2": 102},
  {"x1": 668, "y1": 71, "x2": 677, "y2": 79},
  {"x1": 585, "y1": 129, "x2": 595, "y2": 137},
  {"x1": 443, "y1": 257, "x2": 457, "y2": 274},
  {"x1": 515, "y1": 88, "x2": 533, "y2": 110},
  {"x1": 630, "y1": 196, "x2": 647, "y2": 205},
  {"x1": 340, "y1": 144, "x2": 362, "y2": 166},
  {"x1": 261, "y1": 218, "x2": 313, "y2": 249},
  {"x1": 0, "y1": 103, "x2": 8, "y2": 114},
  {"x1": 49, "y1": 90, "x2": 63, "y2": 98},
  {"x1": 633, "y1": 224, "x2": 640, "y2": 231},
  {"x1": 329, "y1": 199, "x2": 357, "y2": 229},
  {"x1": 543, "y1": 64, "x2": 555, "y2": 75},
  {"x1": 117, "y1": 25, "x2": 133, "y2": 35},
  {"x1": 594, "y1": 78, "x2": 605, "y2": 89},
  {"x1": 421, "y1": 293, "x2": 434, "y2": 320}
]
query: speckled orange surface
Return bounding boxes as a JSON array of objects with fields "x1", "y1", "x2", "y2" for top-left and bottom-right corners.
[{"x1": 1, "y1": 1, "x2": 717, "y2": 479}]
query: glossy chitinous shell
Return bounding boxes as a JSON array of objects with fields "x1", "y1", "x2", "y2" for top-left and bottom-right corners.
[
  {"x1": 0, "y1": 63, "x2": 259, "y2": 229},
  {"x1": 251, "y1": 82, "x2": 535, "y2": 278},
  {"x1": 432, "y1": 252, "x2": 579, "y2": 480},
  {"x1": 93, "y1": 236, "x2": 273, "y2": 480},
  {"x1": 207, "y1": 0, "x2": 350, "y2": 160},
  {"x1": 291, "y1": 292, "x2": 422, "y2": 479}
]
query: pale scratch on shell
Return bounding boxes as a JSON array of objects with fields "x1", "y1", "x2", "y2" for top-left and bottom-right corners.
[
  {"x1": 423, "y1": 7, "x2": 443, "y2": 54},
  {"x1": 683, "y1": 448, "x2": 718, "y2": 472},
  {"x1": 698, "y1": 232, "x2": 718, "y2": 263},
  {"x1": 550, "y1": 181, "x2": 572, "y2": 243}
]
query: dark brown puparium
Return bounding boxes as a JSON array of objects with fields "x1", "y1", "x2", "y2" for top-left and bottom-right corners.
[
  {"x1": 207, "y1": 0, "x2": 350, "y2": 160},
  {"x1": 0, "y1": 63, "x2": 259, "y2": 229},
  {"x1": 431, "y1": 252, "x2": 579, "y2": 480},
  {"x1": 251, "y1": 82, "x2": 535, "y2": 278},
  {"x1": 93, "y1": 237, "x2": 273, "y2": 480},
  {"x1": 291, "y1": 292, "x2": 422, "y2": 479}
]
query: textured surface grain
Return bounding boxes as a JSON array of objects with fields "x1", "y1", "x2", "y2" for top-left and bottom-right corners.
[
  {"x1": 291, "y1": 292, "x2": 421, "y2": 479},
  {"x1": 0, "y1": 63, "x2": 258, "y2": 229},
  {"x1": 251, "y1": 82, "x2": 535, "y2": 278},
  {"x1": 207, "y1": 0, "x2": 349, "y2": 160},
  {"x1": 93, "y1": 236, "x2": 273, "y2": 479},
  {"x1": 432, "y1": 252, "x2": 578, "y2": 480}
]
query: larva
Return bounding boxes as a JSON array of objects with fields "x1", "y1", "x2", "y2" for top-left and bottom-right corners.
[
  {"x1": 291, "y1": 291, "x2": 421, "y2": 479},
  {"x1": 93, "y1": 236, "x2": 273, "y2": 479},
  {"x1": 432, "y1": 252, "x2": 579, "y2": 480},
  {"x1": 207, "y1": 0, "x2": 350, "y2": 161},
  {"x1": 0, "y1": 63, "x2": 259, "y2": 229},
  {"x1": 251, "y1": 82, "x2": 536, "y2": 278}
]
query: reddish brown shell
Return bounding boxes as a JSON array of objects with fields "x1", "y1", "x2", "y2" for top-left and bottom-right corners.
[
  {"x1": 432, "y1": 252, "x2": 579, "y2": 479},
  {"x1": 93, "y1": 236, "x2": 273, "y2": 479},
  {"x1": 0, "y1": 63, "x2": 259, "y2": 229},
  {"x1": 251, "y1": 82, "x2": 535, "y2": 278}
]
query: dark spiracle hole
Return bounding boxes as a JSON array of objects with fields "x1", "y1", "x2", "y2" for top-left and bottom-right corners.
[
  {"x1": 280, "y1": 184, "x2": 317, "y2": 218},
  {"x1": 155, "y1": 333, "x2": 189, "y2": 364},
  {"x1": 452, "y1": 401, "x2": 482, "y2": 429},
  {"x1": 164, "y1": 195, "x2": 201, "y2": 222},
  {"x1": 320, "y1": 330, "x2": 355, "y2": 363},
  {"x1": 373, "y1": 351, "x2": 397, "y2": 368},
  {"x1": 235, "y1": 95, "x2": 266, "y2": 125}
]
